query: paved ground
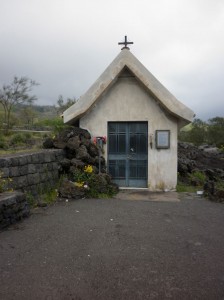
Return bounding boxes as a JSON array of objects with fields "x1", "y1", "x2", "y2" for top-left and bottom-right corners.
[{"x1": 1, "y1": 191, "x2": 224, "y2": 300}]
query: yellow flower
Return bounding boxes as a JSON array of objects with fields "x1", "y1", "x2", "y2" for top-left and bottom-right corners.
[
  {"x1": 74, "y1": 181, "x2": 84, "y2": 187},
  {"x1": 84, "y1": 165, "x2": 93, "y2": 173}
]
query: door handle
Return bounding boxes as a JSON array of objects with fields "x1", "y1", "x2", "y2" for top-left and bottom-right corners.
[{"x1": 130, "y1": 148, "x2": 136, "y2": 155}]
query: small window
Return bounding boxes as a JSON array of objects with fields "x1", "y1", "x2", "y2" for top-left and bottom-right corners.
[{"x1": 156, "y1": 130, "x2": 170, "y2": 149}]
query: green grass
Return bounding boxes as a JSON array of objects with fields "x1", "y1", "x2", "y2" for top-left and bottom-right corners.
[
  {"x1": 26, "y1": 184, "x2": 59, "y2": 208},
  {"x1": 176, "y1": 183, "x2": 202, "y2": 193},
  {"x1": 0, "y1": 146, "x2": 42, "y2": 156},
  {"x1": 216, "y1": 180, "x2": 224, "y2": 190},
  {"x1": 0, "y1": 130, "x2": 46, "y2": 155},
  {"x1": 42, "y1": 188, "x2": 58, "y2": 204}
]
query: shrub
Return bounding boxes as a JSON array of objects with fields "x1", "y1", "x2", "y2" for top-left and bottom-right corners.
[
  {"x1": 0, "y1": 171, "x2": 13, "y2": 193},
  {"x1": 9, "y1": 132, "x2": 34, "y2": 146},
  {"x1": 73, "y1": 164, "x2": 94, "y2": 187},
  {"x1": 35, "y1": 117, "x2": 68, "y2": 134},
  {"x1": 10, "y1": 133, "x2": 27, "y2": 145},
  {"x1": 72, "y1": 165, "x2": 117, "y2": 198},
  {"x1": 42, "y1": 188, "x2": 58, "y2": 204},
  {"x1": 0, "y1": 135, "x2": 8, "y2": 149},
  {"x1": 24, "y1": 132, "x2": 32, "y2": 139},
  {"x1": 25, "y1": 192, "x2": 36, "y2": 207},
  {"x1": 189, "y1": 171, "x2": 206, "y2": 186}
]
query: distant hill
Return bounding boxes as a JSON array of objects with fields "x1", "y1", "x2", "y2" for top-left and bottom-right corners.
[
  {"x1": 0, "y1": 103, "x2": 59, "y2": 129},
  {"x1": 13, "y1": 104, "x2": 58, "y2": 119}
]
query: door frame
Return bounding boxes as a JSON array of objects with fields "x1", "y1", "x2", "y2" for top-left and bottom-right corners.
[{"x1": 107, "y1": 121, "x2": 148, "y2": 188}]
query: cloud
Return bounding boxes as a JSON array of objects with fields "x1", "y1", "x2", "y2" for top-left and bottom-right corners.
[{"x1": 0, "y1": 0, "x2": 224, "y2": 120}]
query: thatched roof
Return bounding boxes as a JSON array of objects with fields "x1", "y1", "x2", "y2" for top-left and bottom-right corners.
[{"x1": 63, "y1": 49, "x2": 194, "y2": 128}]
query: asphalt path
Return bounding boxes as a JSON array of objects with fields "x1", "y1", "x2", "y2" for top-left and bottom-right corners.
[{"x1": 0, "y1": 192, "x2": 224, "y2": 300}]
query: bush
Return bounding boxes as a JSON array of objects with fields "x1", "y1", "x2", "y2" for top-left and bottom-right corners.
[
  {"x1": 0, "y1": 135, "x2": 8, "y2": 149},
  {"x1": 72, "y1": 165, "x2": 118, "y2": 198},
  {"x1": 220, "y1": 145, "x2": 224, "y2": 153},
  {"x1": 24, "y1": 132, "x2": 32, "y2": 139},
  {"x1": 35, "y1": 117, "x2": 68, "y2": 134},
  {"x1": 10, "y1": 132, "x2": 34, "y2": 146},
  {"x1": 10, "y1": 133, "x2": 27, "y2": 145},
  {"x1": 189, "y1": 171, "x2": 206, "y2": 186}
]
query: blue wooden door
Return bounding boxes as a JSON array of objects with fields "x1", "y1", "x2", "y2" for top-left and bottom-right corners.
[{"x1": 108, "y1": 122, "x2": 148, "y2": 187}]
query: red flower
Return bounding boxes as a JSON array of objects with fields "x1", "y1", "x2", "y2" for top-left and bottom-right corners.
[{"x1": 93, "y1": 136, "x2": 107, "y2": 144}]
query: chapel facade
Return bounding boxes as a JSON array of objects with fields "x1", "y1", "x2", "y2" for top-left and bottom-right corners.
[{"x1": 63, "y1": 45, "x2": 194, "y2": 191}]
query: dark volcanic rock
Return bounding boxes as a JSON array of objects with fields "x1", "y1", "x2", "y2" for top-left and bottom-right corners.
[
  {"x1": 76, "y1": 145, "x2": 89, "y2": 160},
  {"x1": 80, "y1": 135, "x2": 91, "y2": 148},
  {"x1": 70, "y1": 158, "x2": 86, "y2": 169},
  {"x1": 59, "y1": 158, "x2": 71, "y2": 173},
  {"x1": 215, "y1": 189, "x2": 224, "y2": 202},
  {"x1": 205, "y1": 169, "x2": 217, "y2": 181},
  {"x1": 88, "y1": 173, "x2": 119, "y2": 195},
  {"x1": 58, "y1": 179, "x2": 85, "y2": 199},
  {"x1": 43, "y1": 137, "x2": 54, "y2": 149},
  {"x1": 88, "y1": 143, "x2": 99, "y2": 157},
  {"x1": 53, "y1": 140, "x2": 67, "y2": 149},
  {"x1": 204, "y1": 181, "x2": 215, "y2": 196},
  {"x1": 178, "y1": 142, "x2": 224, "y2": 176},
  {"x1": 67, "y1": 127, "x2": 91, "y2": 140},
  {"x1": 75, "y1": 145, "x2": 95, "y2": 165},
  {"x1": 204, "y1": 181, "x2": 224, "y2": 203},
  {"x1": 179, "y1": 142, "x2": 224, "y2": 203},
  {"x1": 49, "y1": 128, "x2": 102, "y2": 166},
  {"x1": 53, "y1": 128, "x2": 76, "y2": 149},
  {"x1": 67, "y1": 136, "x2": 81, "y2": 151},
  {"x1": 43, "y1": 127, "x2": 119, "y2": 198}
]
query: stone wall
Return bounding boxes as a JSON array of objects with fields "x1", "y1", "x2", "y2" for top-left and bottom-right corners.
[
  {"x1": 0, "y1": 149, "x2": 65, "y2": 196},
  {"x1": 0, "y1": 192, "x2": 30, "y2": 230}
]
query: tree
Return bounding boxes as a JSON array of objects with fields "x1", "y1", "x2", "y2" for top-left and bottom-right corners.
[
  {"x1": 179, "y1": 117, "x2": 224, "y2": 148},
  {"x1": 0, "y1": 76, "x2": 38, "y2": 131},
  {"x1": 20, "y1": 106, "x2": 37, "y2": 129},
  {"x1": 56, "y1": 94, "x2": 76, "y2": 115},
  {"x1": 187, "y1": 118, "x2": 207, "y2": 145},
  {"x1": 207, "y1": 117, "x2": 224, "y2": 147},
  {"x1": 178, "y1": 118, "x2": 207, "y2": 145}
]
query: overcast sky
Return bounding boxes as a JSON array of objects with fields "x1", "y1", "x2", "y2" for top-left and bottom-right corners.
[{"x1": 0, "y1": 0, "x2": 224, "y2": 120}]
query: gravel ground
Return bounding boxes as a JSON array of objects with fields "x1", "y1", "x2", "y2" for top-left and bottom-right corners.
[{"x1": 0, "y1": 192, "x2": 224, "y2": 300}]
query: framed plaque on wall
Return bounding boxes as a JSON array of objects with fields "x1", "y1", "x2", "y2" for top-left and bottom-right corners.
[{"x1": 156, "y1": 130, "x2": 170, "y2": 149}]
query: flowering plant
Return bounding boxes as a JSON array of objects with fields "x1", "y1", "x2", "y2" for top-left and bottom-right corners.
[
  {"x1": 93, "y1": 136, "x2": 107, "y2": 145},
  {"x1": 73, "y1": 165, "x2": 94, "y2": 188},
  {"x1": 84, "y1": 165, "x2": 93, "y2": 173},
  {"x1": 74, "y1": 181, "x2": 84, "y2": 187},
  {"x1": 0, "y1": 171, "x2": 13, "y2": 193}
]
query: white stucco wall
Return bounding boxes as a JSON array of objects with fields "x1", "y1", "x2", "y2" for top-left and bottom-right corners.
[{"x1": 80, "y1": 76, "x2": 178, "y2": 191}]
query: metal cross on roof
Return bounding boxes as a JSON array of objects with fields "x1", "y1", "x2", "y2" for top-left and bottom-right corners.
[{"x1": 118, "y1": 35, "x2": 134, "y2": 50}]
